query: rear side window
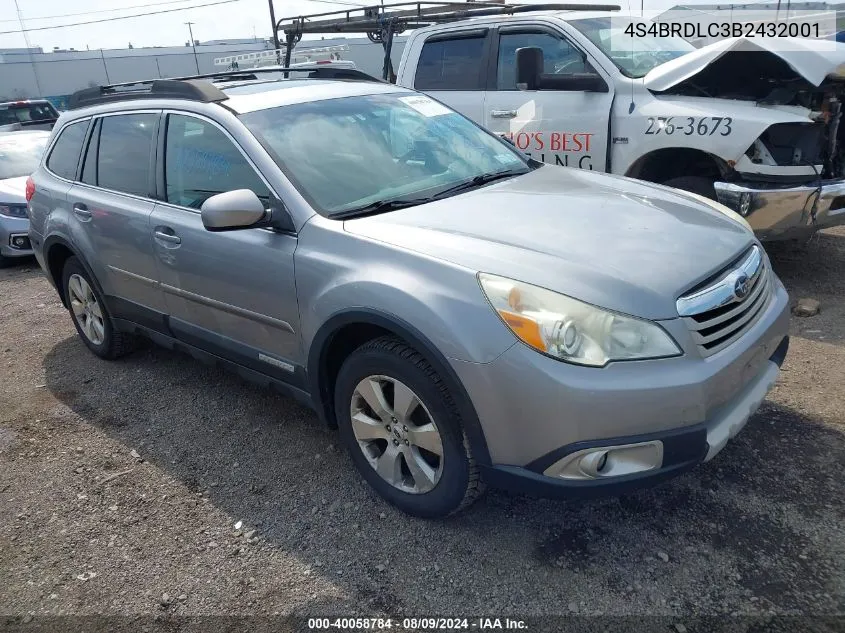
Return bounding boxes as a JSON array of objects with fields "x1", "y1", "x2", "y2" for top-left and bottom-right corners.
[
  {"x1": 164, "y1": 113, "x2": 271, "y2": 209},
  {"x1": 96, "y1": 113, "x2": 157, "y2": 197},
  {"x1": 415, "y1": 35, "x2": 486, "y2": 90},
  {"x1": 46, "y1": 120, "x2": 88, "y2": 180}
]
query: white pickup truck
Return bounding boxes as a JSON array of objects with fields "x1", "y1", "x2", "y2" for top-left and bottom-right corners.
[
  {"x1": 386, "y1": 11, "x2": 845, "y2": 240},
  {"x1": 277, "y1": 3, "x2": 845, "y2": 239}
]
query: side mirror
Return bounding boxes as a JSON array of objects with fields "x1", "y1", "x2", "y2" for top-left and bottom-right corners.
[
  {"x1": 201, "y1": 189, "x2": 269, "y2": 232},
  {"x1": 515, "y1": 46, "x2": 543, "y2": 91}
]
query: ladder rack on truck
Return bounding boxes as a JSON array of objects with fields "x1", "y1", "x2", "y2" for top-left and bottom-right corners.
[{"x1": 275, "y1": 1, "x2": 620, "y2": 81}]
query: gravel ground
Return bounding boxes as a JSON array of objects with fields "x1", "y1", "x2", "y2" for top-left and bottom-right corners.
[{"x1": 0, "y1": 230, "x2": 844, "y2": 625}]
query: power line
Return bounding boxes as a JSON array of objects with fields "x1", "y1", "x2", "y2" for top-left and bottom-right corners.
[
  {"x1": 0, "y1": 0, "x2": 208, "y2": 24},
  {"x1": 0, "y1": 0, "x2": 241, "y2": 35}
]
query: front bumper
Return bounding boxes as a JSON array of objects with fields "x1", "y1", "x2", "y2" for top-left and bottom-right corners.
[
  {"x1": 480, "y1": 337, "x2": 787, "y2": 499},
  {"x1": 452, "y1": 276, "x2": 790, "y2": 499},
  {"x1": 0, "y1": 215, "x2": 33, "y2": 258},
  {"x1": 714, "y1": 179, "x2": 845, "y2": 241}
]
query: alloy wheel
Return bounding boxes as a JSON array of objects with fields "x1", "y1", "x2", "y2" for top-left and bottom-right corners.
[
  {"x1": 68, "y1": 274, "x2": 105, "y2": 346},
  {"x1": 349, "y1": 375, "x2": 444, "y2": 494}
]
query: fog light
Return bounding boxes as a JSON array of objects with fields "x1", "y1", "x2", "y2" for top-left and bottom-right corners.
[
  {"x1": 543, "y1": 440, "x2": 664, "y2": 481},
  {"x1": 739, "y1": 192, "x2": 752, "y2": 217},
  {"x1": 10, "y1": 234, "x2": 29, "y2": 249}
]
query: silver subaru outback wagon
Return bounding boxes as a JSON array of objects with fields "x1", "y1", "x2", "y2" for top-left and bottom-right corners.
[{"x1": 27, "y1": 68, "x2": 790, "y2": 517}]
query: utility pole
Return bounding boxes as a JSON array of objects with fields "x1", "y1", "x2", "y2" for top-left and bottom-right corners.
[
  {"x1": 99, "y1": 49, "x2": 111, "y2": 84},
  {"x1": 12, "y1": 0, "x2": 44, "y2": 98},
  {"x1": 268, "y1": 0, "x2": 281, "y2": 64},
  {"x1": 185, "y1": 22, "x2": 200, "y2": 73}
]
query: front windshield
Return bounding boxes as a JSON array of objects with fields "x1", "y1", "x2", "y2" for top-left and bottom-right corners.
[
  {"x1": 570, "y1": 17, "x2": 694, "y2": 78},
  {"x1": 0, "y1": 134, "x2": 48, "y2": 180},
  {"x1": 0, "y1": 103, "x2": 58, "y2": 126},
  {"x1": 240, "y1": 92, "x2": 531, "y2": 216}
]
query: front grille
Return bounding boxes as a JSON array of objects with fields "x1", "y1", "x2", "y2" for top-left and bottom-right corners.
[{"x1": 677, "y1": 245, "x2": 773, "y2": 357}]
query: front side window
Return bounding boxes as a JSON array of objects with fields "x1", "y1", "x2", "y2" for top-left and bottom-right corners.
[
  {"x1": 164, "y1": 114, "x2": 271, "y2": 209},
  {"x1": 96, "y1": 113, "x2": 157, "y2": 197},
  {"x1": 569, "y1": 17, "x2": 694, "y2": 78},
  {"x1": 0, "y1": 133, "x2": 49, "y2": 180},
  {"x1": 241, "y1": 92, "x2": 531, "y2": 217},
  {"x1": 415, "y1": 35, "x2": 486, "y2": 90},
  {"x1": 46, "y1": 120, "x2": 88, "y2": 180},
  {"x1": 497, "y1": 32, "x2": 590, "y2": 89}
]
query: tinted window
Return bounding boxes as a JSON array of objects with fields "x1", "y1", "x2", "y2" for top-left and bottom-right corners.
[
  {"x1": 497, "y1": 32, "x2": 589, "y2": 89},
  {"x1": 46, "y1": 120, "x2": 88, "y2": 180},
  {"x1": 0, "y1": 102, "x2": 58, "y2": 125},
  {"x1": 164, "y1": 114, "x2": 271, "y2": 209},
  {"x1": 415, "y1": 35, "x2": 485, "y2": 90},
  {"x1": 97, "y1": 113, "x2": 157, "y2": 197}
]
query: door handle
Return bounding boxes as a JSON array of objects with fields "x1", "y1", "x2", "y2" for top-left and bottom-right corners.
[
  {"x1": 154, "y1": 229, "x2": 181, "y2": 245},
  {"x1": 490, "y1": 110, "x2": 518, "y2": 119},
  {"x1": 72, "y1": 203, "x2": 92, "y2": 220}
]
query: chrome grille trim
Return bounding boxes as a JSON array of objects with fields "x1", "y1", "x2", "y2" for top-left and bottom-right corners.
[
  {"x1": 676, "y1": 245, "x2": 763, "y2": 317},
  {"x1": 677, "y1": 245, "x2": 773, "y2": 357}
]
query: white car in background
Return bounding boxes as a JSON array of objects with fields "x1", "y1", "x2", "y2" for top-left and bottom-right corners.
[{"x1": 0, "y1": 130, "x2": 50, "y2": 267}]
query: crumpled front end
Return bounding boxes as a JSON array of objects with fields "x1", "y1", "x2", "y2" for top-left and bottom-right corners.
[{"x1": 714, "y1": 88, "x2": 845, "y2": 239}]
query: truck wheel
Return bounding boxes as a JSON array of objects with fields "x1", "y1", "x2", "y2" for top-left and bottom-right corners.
[
  {"x1": 62, "y1": 256, "x2": 136, "y2": 360},
  {"x1": 334, "y1": 335, "x2": 484, "y2": 518},
  {"x1": 663, "y1": 176, "x2": 717, "y2": 200}
]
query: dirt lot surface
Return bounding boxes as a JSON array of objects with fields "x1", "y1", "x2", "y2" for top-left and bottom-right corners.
[{"x1": 1, "y1": 230, "x2": 844, "y2": 626}]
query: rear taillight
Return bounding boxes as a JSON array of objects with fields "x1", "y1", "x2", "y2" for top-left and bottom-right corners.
[{"x1": 25, "y1": 176, "x2": 35, "y2": 202}]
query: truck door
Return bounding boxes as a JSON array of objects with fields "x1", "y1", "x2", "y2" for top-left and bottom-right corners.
[
  {"x1": 411, "y1": 28, "x2": 489, "y2": 122},
  {"x1": 484, "y1": 26, "x2": 613, "y2": 172}
]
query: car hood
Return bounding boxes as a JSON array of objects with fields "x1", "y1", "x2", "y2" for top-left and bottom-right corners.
[
  {"x1": 344, "y1": 166, "x2": 753, "y2": 320},
  {"x1": 645, "y1": 37, "x2": 845, "y2": 93},
  {"x1": 0, "y1": 176, "x2": 28, "y2": 204}
]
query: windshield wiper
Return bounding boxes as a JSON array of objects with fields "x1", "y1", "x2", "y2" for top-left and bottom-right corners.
[
  {"x1": 330, "y1": 170, "x2": 526, "y2": 220},
  {"x1": 330, "y1": 197, "x2": 431, "y2": 220},
  {"x1": 429, "y1": 169, "x2": 526, "y2": 200}
]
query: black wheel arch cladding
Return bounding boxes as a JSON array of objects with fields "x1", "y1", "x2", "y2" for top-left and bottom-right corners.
[{"x1": 308, "y1": 308, "x2": 492, "y2": 466}]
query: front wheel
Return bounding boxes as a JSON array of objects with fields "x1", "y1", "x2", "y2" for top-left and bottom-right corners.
[{"x1": 334, "y1": 336, "x2": 483, "y2": 518}]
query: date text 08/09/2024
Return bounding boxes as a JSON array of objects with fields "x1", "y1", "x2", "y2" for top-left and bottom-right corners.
[{"x1": 307, "y1": 617, "x2": 528, "y2": 630}]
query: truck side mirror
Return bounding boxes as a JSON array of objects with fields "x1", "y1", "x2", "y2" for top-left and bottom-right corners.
[{"x1": 515, "y1": 46, "x2": 543, "y2": 91}]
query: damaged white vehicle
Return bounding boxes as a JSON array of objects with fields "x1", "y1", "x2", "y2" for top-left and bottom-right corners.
[{"x1": 389, "y1": 12, "x2": 845, "y2": 240}]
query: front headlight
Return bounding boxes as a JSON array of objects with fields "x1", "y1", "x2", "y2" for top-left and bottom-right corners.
[
  {"x1": 681, "y1": 190, "x2": 753, "y2": 232},
  {"x1": 0, "y1": 204, "x2": 28, "y2": 218},
  {"x1": 478, "y1": 274, "x2": 681, "y2": 367}
]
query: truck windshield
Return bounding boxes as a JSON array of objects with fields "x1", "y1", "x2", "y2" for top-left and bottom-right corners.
[
  {"x1": 569, "y1": 17, "x2": 694, "y2": 78},
  {"x1": 0, "y1": 134, "x2": 48, "y2": 180},
  {"x1": 240, "y1": 92, "x2": 531, "y2": 217}
]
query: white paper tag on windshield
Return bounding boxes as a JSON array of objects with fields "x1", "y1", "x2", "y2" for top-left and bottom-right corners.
[{"x1": 399, "y1": 95, "x2": 452, "y2": 117}]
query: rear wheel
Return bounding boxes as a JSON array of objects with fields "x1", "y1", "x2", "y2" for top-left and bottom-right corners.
[
  {"x1": 62, "y1": 257, "x2": 136, "y2": 360},
  {"x1": 662, "y1": 175, "x2": 717, "y2": 200},
  {"x1": 334, "y1": 336, "x2": 483, "y2": 517}
]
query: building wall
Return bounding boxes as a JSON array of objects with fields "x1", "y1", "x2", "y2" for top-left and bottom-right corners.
[{"x1": 0, "y1": 37, "x2": 406, "y2": 102}]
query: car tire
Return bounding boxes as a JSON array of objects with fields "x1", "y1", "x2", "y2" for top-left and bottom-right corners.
[
  {"x1": 662, "y1": 175, "x2": 717, "y2": 200},
  {"x1": 0, "y1": 255, "x2": 11, "y2": 269},
  {"x1": 334, "y1": 335, "x2": 484, "y2": 518},
  {"x1": 62, "y1": 256, "x2": 136, "y2": 360}
]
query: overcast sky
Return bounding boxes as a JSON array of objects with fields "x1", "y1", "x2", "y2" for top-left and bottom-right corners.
[{"x1": 0, "y1": 0, "x2": 778, "y2": 51}]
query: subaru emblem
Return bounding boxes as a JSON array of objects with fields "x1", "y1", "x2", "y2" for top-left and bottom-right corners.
[{"x1": 734, "y1": 274, "x2": 750, "y2": 300}]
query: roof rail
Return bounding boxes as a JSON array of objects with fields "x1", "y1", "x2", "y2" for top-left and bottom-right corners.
[
  {"x1": 68, "y1": 79, "x2": 227, "y2": 110},
  {"x1": 67, "y1": 65, "x2": 381, "y2": 110},
  {"x1": 276, "y1": 2, "x2": 620, "y2": 81},
  {"x1": 167, "y1": 65, "x2": 381, "y2": 83}
]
